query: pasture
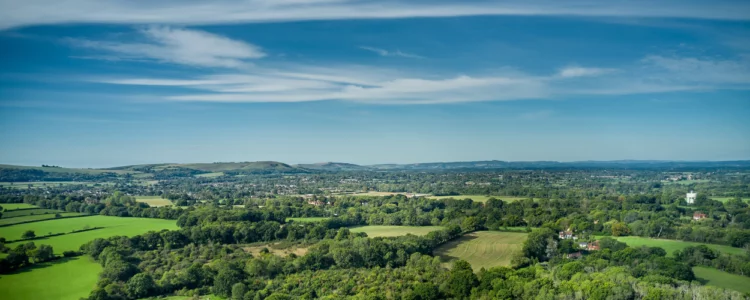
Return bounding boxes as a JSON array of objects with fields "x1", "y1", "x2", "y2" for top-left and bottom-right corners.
[
  {"x1": 710, "y1": 197, "x2": 746, "y2": 203},
  {"x1": 694, "y1": 266, "x2": 750, "y2": 294},
  {"x1": 349, "y1": 226, "x2": 444, "y2": 237},
  {"x1": 286, "y1": 217, "x2": 330, "y2": 222},
  {"x1": 434, "y1": 231, "x2": 527, "y2": 271},
  {"x1": 135, "y1": 196, "x2": 173, "y2": 207},
  {"x1": 0, "y1": 256, "x2": 101, "y2": 300},
  {"x1": 0, "y1": 212, "x2": 85, "y2": 226},
  {"x1": 0, "y1": 203, "x2": 38, "y2": 210},
  {"x1": 195, "y1": 172, "x2": 224, "y2": 178},
  {"x1": 1, "y1": 216, "x2": 178, "y2": 253},
  {"x1": 611, "y1": 236, "x2": 745, "y2": 256},
  {"x1": 2, "y1": 208, "x2": 61, "y2": 218},
  {"x1": 428, "y1": 195, "x2": 535, "y2": 203}
]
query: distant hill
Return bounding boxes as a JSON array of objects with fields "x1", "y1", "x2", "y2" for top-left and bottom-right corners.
[
  {"x1": 368, "y1": 160, "x2": 750, "y2": 170},
  {"x1": 0, "y1": 164, "x2": 133, "y2": 174},
  {"x1": 295, "y1": 162, "x2": 370, "y2": 171}
]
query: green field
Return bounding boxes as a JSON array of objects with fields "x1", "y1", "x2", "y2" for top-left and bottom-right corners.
[
  {"x1": 0, "y1": 212, "x2": 85, "y2": 226},
  {"x1": 349, "y1": 226, "x2": 444, "y2": 237},
  {"x1": 612, "y1": 236, "x2": 745, "y2": 256},
  {"x1": 1, "y1": 216, "x2": 178, "y2": 253},
  {"x1": 434, "y1": 231, "x2": 528, "y2": 271},
  {"x1": 195, "y1": 172, "x2": 225, "y2": 178},
  {"x1": 428, "y1": 195, "x2": 535, "y2": 203},
  {"x1": 1, "y1": 203, "x2": 38, "y2": 210},
  {"x1": 1, "y1": 208, "x2": 62, "y2": 218},
  {"x1": 710, "y1": 197, "x2": 747, "y2": 203},
  {"x1": 694, "y1": 266, "x2": 750, "y2": 294},
  {"x1": 286, "y1": 217, "x2": 330, "y2": 222},
  {"x1": 0, "y1": 181, "x2": 109, "y2": 189},
  {"x1": 0, "y1": 256, "x2": 102, "y2": 300},
  {"x1": 135, "y1": 196, "x2": 173, "y2": 207}
]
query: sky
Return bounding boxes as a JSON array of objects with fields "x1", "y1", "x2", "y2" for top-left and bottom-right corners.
[{"x1": 0, "y1": 0, "x2": 749, "y2": 167}]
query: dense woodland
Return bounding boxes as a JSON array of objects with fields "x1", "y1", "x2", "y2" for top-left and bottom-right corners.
[{"x1": 0, "y1": 164, "x2": 749, "y2": 299}]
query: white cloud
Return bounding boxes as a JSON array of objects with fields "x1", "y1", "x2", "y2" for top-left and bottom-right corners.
[
  {"x1": 359, "y1": 46, "x2": 424, "y2": 59},
  {"x1": 640, "y1": 55, "x2": 750, "y2": 84},
  {"x1": 1, "y1": 0, "x2": 749, "y2": 30},
  {"x1": 69, "y1": 26, "x2": 264, "y2": 68},
  {"x1": 558, "y1": 67, "x2": 615, "y2": 78}
]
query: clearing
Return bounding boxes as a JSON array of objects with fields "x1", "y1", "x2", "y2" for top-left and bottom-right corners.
[
  {"x1": 434, "y1": 231, "x2": 528, "y2": 271},
  {"x1": 694, "y1": 266, "x2": 750, "y2": 294},
  {"x1": 349, "y1": 226, "x2": 444, "y2": 237},
  {"x1": 135, "y1": 196, "x2": 173, "y2": 207},
  {"x1": 1, "y1": 216, "x2": 178, "y2": 253},
  {"x1": 428, "y1": 195, "x2": 536, "y2": 203},
  {"x1": 710, "y1": 197, "x2": 747, "y2": 203},
  {"x1": 611, "y1": 236, "x2": 745, "y2": 256},
  {"x1": 0, "y1": 256, "x2": 101, "y2": 300},
  {"x1": 286, "y1": 217, "x2": 330, "y2": 222},
  {"x1": 195, "y1": 172, "x2": 225, "y2": 178}
]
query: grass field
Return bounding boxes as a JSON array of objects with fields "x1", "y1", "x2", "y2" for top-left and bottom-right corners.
[
  {"x1": 0, "y1": 212, "x2": 85, "y2": 226},
  {"x1": 694, "y1": 266, "x2": 750, "y2": 294},
  {"x1": 349, "y1": 226, "x2": 444, "y2": 237},
  {"x1": 286, "y1": 217, "x2": 330, "y2": 222},
  {"x1": 710, "y1": 197, "x2": 747, "y2": 203},
  {"x1": 1, "y1": 203, "x2": 38, "y2": 210},
  {"x1": 428, "y1": 195, "x2": 535, "y2": 203},
  {"x1": 0, "y1": 181, "x2": 112, "y2": 189},
  {"x1": 135, "y1": 196, "x2": 173, "y2": 207},
  {"x1": 1, "y1": 216, "x2": 178, "y2": 253},
  {"x1": 435, "y1": 231, "x2": 527, "y2": 271},
  {"x1": 1, "y1": 208, "x2": 62, "y2": 218},
  {"x1": 0, "y1": 256, "x2": 102, "y2": 300},
  {"x1": 611, "y1": 236, "x2": 745, "y2": 256},
  {"x1": 195, "y1": 172, "x2": 224, "y2": 178}
]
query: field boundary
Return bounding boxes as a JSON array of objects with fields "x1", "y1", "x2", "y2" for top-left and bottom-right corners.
[
  {"x1": 4, "y1": 226, "x2": 103, "y2": 243},
  {"x1": 0, "y1": 214, "x2": 94, "y2": 228}
]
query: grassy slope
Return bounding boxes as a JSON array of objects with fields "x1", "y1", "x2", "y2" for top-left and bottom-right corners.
[
  {"x1": 349, "y1": 226, "x2": 444, "y2": 237},
  {"x1": 2, "y1": 208, "x2": 62, "y2": 218},
  {"x1": 0, "y1": 256, "x2": 102, "y2": 300},
  {"x1": 0, "y1": 164, "x2": 132, "y2": 174},
  {"x1": 434, "y1": 231, "x2": 528, "y2": 271},
  {"x1": 612, "y1": 236, "x2": 745, "y2": 256},
  {"x1": 135, "y1": 196, "x2": 173, "y2": 207},
  {"x1": 693, "y1": 266, "x2": 750, "y2": 294},
  {"x1": 710, "y1": 197, "x2": 747, "y2": 203},
  {"x1": 0, "y1": 212, "x2": 85, "y2": 226},
  {"x1": 1, "y1": 203, "x2": 38, "y2": 210},
  {"x1": 1, "y1": 216, "x2": 178, "y2": 253},
  {"x1": 286, "y1": 217, "x2": 330, "y2": 222}
]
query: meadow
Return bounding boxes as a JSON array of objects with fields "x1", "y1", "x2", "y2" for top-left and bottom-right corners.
[
  {"x1": 2, "y1": 208, "x2": 61, "y2": 218},
  {"x1": 611, "y1": 236, "x2": 745, "y2": 256},
  {"x1": 0, "y1": 203, "x2": 38, "y2": 210},
  {"x1": 135, "y1": 196, "x2": 174, "y2": 207},
  {"x1": 0, "y1": 212, "x2": 85, "y2": 226},
  {"x1": 710, "y1": 196, "x2": 746, "y2": 203},
  {"x1": 434, "y1": 231, "x2": 527, "y2": 271},
  {"x1": 195, "y1": 172, "x2": 225, "y2": 178},
  {"x1": 286, "y1": 217, "x2": 330, "y2": 222},
  {"x1": 1, "y1": 216, "x2": 178, "y2": 253},
  {"x1": 693, "y1": 266, "x2": 750, "y2": 294},
  {"x1": 0, "y1": 256, "x2": 102, "y2": 300},
  {"x1": 349, "y1": 225, "x2": 444, "y2": 237},
  {"x1": 427, "y1": 195, "x2": 535, "y2": 203}
]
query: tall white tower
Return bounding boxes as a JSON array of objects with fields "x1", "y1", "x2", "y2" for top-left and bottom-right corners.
[{"x1": 686, "y1": 191, "x2": 697, "y2": 205}]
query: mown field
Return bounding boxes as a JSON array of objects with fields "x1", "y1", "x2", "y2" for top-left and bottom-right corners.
[
  {"x1": 2, "y1": 208, "x2": 61, "y2": 218},
  {"x1": 195, "y1": 172, "x2": 224, "y2": 178},
  {"x1": 286, "y1": 217, "x2": 330, "y2": 222},
  {"x1": 135, "y1": 196, "x2": 173, "y2": 207},
  {"x1": 0, "y1": 212, "x2": 85, "y2": 226},
  {"x1": 0, "y1": 216, "x2": 178, "y2": 253},
  {"x1": 710, "y1": 197, "x2": 747, "y2": 203},
  {"x1": 0, "y1": 203, "x2": 38, "y2": 210},
  {"x1": 349, "y1": 226, "x2": 444, "y2": 237},
  {"x1": 611, "y1": 236, "x2": 745, "y2": 256},
  {"x1": 427, "y1": 195, "x2": 536, "y2": 203},
  {"x1": 0, "y1": 256, "x2": 102, "y2": 300},
  {"x1": 694, "y1": 266, "x2": 750, "y2": 294},
  {"x1": 434, "y1": 231, "x2": 527, "y2": 271}
]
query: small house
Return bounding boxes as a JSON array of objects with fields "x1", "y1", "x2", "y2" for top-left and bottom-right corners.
[
  {"x1": 559, "y1": 230, "x2": 574, "y2": 240},
  {"x1": 567, "y1": 252, "x2": 582, "y2": 259},
  {"x1": 693, "y1": 212, "x2": 707, "y2": 220},
  {"x1": 587, "y1": 241, "x2": 600, "y2": 251},
  {"x1": 578, "y1": 242, "x2": 588, "y2": 249}
]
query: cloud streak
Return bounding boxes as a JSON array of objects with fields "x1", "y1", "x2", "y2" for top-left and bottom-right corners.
[
  {"x1": 359, "y1": 46, "x2": 424, "y2": 59},
  {"x1": 1, "y1": 0, "x2": 749, "y2": 30},
  {"x1": 67, "y1": 26, "x2": 264, "y2": 68}
]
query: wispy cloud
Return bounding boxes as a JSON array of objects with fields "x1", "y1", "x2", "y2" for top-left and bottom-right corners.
[
  {"x1": 67, "y1": 26, "x2": 264, "y2": 69},
  {"x1": 359, "y1": 46, "x2": 424, "y2": 59},
  {"x1": 558, "y1": 66, "x2": 616, "y2": 78},
  {"x1": 1, "y1": 0, "x2": 749, "y2": 30}
]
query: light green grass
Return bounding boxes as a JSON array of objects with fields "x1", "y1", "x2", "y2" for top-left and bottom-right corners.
[
  {"x1": 434, "y1": 231, "x2": 528, "y2": 271},
  {"x1": 428, "y1": 195, "x2": 535, "y2": 203},
  {"x1": 0, "y1": 256, "x2": 102, "y2": 300},
  {"x1": 349, "y1": 225, "x2": 444, "y2": 237},
  {"x1": 612, "y1": 236, "x2": 745, "y2": 256},
  {"x1": 1, "y1": 208, "x2": 61, "y2": 218},
  {"x1": 195, "y1": 172, "x2": 224, "y2": 178},
  {"x1": 2, "y1": 216, "x2": 178, "y2": 253},
  {"x1": 0, "y1": 203, "x2": 38, "y2": 210},
  {"x1": 693, "y1": 266, "x2": 750, "y2": 294},
  {"x1": 710, "y1": 197, "x2": 747, "y2": 203},
  {"x1": 135, "y1": 196, "x2": 173, "y2": 207},
  {"x1": 0, "y1": 212, "x2": 85, "y2": 226},
  {"x1": 286, "y1": 217, "x2": 330, "y2": 222}
]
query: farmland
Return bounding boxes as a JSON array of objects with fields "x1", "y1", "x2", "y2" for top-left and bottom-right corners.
[
  {"x1": 427, "y1": 195, "x2": 535, "y2": 203},
  {"x1": 434, "y1": 231, "x2": 527, "y2": 271},
  {"x1": 0, "y1": 212, "x2": 85, "y2": 226},
  {"x1": 0, "y1": 256, "x2": 102, "y2": 300},
  {"x1": 286, "y1": 217, "x2": 330, "y2": 222},
  {"x1": 694, "y1": 266, "x2": 750, "y2": 294},
  {"x1": 710, "y1": 196, "x2": 747, "y2": 203},
  {"x1": 349, "y1": 225, "x2": 444, "y2": 237},
  {"x1": 0, "y1": 216, "x2": 178, "y2": 253},
  {"x1": 2, "y1": 208, "x2": 61, "y2": 218},
  {"x1": 611, "y1": 236, "x2": 745, "y2": 256},
  {"x1": 135, "y1": 196, "x2": 174, "y2": 207},
  {"x1": 0, "y1": 203, "x2": 38, "y2": 210}
]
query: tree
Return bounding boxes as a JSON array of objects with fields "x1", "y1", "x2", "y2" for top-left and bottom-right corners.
[
  {"x1": 444, "y1": 260, "x2": 477, "y2": 297},
  {"x1": 231, "y1": 282, "x2": 248, "y2": 300},
  {"x1": 521, "y1": 228, "x2": 557, "y2": 261},
  {"x1": 213, "y1": 264, "x2": 243, "y2": 297},
  {"x1": 31, "y1": 244, "x2": 54, "y2": 263},
  {"x1": 21, "y1": 230, "x2": 35, "y2": 239},
  {"x1": 611, "y1": 222, "x2": 630, "y2": 237},
  {"x1": 126, "y1": 273, "x2": 156, "y2": 299}
]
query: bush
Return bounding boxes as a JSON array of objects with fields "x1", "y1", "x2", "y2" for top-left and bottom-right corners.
[{"x1": 63, "y1": 250, "x2": 81, "y2": 257}]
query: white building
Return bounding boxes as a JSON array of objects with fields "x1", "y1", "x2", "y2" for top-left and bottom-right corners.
[{"x1": 686, "y1": 191, "x2": 697, "y2": 205}]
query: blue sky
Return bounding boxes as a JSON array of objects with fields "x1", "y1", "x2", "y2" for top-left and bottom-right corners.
[{"x1": 0, "y1": 1, "x2": 749, "y2": 167}]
